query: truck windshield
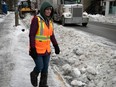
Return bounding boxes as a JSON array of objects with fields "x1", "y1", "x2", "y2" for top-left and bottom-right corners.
[
  {"x1": 64, "y1": 0, "x2": 81, "y2": 4},
  {"x1": 22, "y1": 2, "x2": 29, "y2": 7}
]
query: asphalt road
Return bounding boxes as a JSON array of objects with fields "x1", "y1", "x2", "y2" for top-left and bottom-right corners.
[{"x1": 66, "y1": 22, "x2": 116, "y2": 44}]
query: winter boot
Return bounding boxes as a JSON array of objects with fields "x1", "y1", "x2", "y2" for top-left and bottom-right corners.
[
  {"x1": 39, "y1": 73, "x2": 49, "y2": 87},
  {"x1": 30, "y1": 71, "x2": 39, "y2": 86}
]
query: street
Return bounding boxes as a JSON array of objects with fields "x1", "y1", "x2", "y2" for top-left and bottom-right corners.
[{"x1": 74, "y1": 22, "x2": 116, "y2": 44}]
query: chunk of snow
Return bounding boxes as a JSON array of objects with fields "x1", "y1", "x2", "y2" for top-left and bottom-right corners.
[
  {"x1": 72, "y1": 68, "x2": 81, "y2": 78},
  {"x1": 71, "y1": 80, "x2": 86, "y2": 86}
]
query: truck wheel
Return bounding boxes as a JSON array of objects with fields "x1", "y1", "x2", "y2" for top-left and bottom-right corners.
[
  {"x1": 82, "y1": 23, "x2": 87, "y2": 27},
  {"x1": 61, "y1": 16, "x2": 65, "y2": 26}
]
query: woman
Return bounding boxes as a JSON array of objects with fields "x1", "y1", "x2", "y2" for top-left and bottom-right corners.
[{"x1": 29, "y1": 1, "x2": 60, "y2": 87}]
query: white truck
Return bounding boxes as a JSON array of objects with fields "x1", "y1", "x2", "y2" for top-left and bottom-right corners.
[{"x1": 38, "y1": 0, "x2": 89, "y2": 26}]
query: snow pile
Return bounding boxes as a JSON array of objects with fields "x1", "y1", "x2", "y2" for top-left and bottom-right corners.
[
  {"x1": 88, "y1": 14, "x2": 116, "y2": 24},
  {"x1": 50, "y1": 24, "x2": 116, "y2": 87},
  {"x1": 83, "y1": 12, "x2": 116, "y2": 24}
]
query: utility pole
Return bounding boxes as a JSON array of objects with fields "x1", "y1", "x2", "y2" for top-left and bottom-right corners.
[
  {"x1": 35, "y1": 0, "x2": 38, "y2": 14},
  {"x1": 35, "y1": 0, "x2": 37, "y2": 9},
  {"x1": 14, "y1": 0, "x2": 19, "y2": 26}
]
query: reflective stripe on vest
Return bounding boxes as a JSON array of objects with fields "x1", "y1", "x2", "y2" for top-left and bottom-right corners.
[
  {"x1": 35, "y1": 35, "x2": 50, "y2": 41},
  {"x1": 40, "y1": 18, "x2": 44, "y2": 35}
]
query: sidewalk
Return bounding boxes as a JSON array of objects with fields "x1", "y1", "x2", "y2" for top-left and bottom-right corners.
[{"x1": 0, "y1": 12, "x2": 67, "y2": 87}]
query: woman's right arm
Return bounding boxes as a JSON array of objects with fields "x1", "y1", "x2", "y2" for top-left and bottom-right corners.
[{"x1": 29, "y1": 16, "x2": 38, "y2": 48}]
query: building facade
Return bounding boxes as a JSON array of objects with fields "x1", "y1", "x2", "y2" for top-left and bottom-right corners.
[
  {"x1": 103, "y1": 0, "x2": 116, "y2": 15},
  {"x1": 82, "y1": 0, "x2": 116, "y2": 15}
]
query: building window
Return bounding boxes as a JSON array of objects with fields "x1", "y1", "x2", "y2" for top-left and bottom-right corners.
[{"x1": 109, "y1": 1, "x2": 116, "y2": 14}]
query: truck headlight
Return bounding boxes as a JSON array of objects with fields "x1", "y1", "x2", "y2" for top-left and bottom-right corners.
[{"x1": 83, "y1": 12, "x2": 88, "y2": 17}]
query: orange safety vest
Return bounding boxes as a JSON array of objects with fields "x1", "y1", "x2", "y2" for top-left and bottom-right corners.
[{"x1": 35, "y1": 17, "x2": 53, "y2": 54}]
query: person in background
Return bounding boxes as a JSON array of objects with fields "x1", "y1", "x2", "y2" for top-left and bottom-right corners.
[{"x1": 29, "y1": 1, "x2": 60, "y2": 87}]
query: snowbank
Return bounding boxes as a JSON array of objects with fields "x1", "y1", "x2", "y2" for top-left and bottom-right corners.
[
  {"x1": 51, "y1": 24, "x2": 116, "y2": 87},
  {"x1": 83, "y1": 12, "x2": 116, "y2": 24},
  {"x1": 88, "y1": 14, "x2": 116, "y2": 24}
]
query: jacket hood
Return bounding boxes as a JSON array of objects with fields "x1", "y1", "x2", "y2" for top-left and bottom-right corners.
[{"x1": 39, "y1": 1, "x2": 54, "y2": 20}]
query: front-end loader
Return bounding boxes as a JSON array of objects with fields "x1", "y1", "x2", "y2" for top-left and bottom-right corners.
[{"x1": 18, "y1": 0, "x2": 36, "y2": 19}]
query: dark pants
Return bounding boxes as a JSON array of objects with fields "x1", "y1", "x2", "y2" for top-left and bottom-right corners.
[{"x1": 33, "y1": 55, "x2": 50, "y2": 73}]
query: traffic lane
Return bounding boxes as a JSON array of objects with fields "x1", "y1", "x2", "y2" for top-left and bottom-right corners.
[
  {"x1": 89, "y1": 21, "x2": 116, "y2": 29},
  {"x1": 72, "y1": 22, "x2": 116, "y2": 44}
]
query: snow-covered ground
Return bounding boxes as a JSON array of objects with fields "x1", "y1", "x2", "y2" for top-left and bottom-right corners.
[
  {"x1": 51, "y1": 14, "x2": 116, "y2": 87},
  {"x1": 50, "y1": 14, "x2": 116, "y2": 87},
  {"x1": 0, "y1": 12, "x2": 116, "y2": 87},
  {"x1": 0, "y1": 13, "x2": 33, "y2": 87},
  {"x1": 51, "y1": 24, "x2": 116, "y2": 87},
  {"x1": 0, "y1": 12, "x2": 9, "y2": 22}
]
